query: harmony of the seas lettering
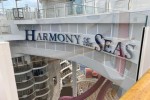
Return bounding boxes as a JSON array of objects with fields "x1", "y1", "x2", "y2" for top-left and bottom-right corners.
[{"x1": 25, "y1": 30, "x2": 135, "y2": 59}]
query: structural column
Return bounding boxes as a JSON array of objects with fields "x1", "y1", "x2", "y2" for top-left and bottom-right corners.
[
  {"x1": 0, "y1": 42, "x2": 18, "y2": 100},
  {"x1": 72, "y1": 61, "x2": 77, "y2": 96}
]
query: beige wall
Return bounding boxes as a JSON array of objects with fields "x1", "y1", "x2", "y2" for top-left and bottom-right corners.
[{"x1": 0, "y1": 42, "x2": 18, "y2": 100}]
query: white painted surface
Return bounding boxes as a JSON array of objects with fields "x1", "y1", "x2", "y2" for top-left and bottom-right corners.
[
  {"x1": 139, "y1": 27, "x2": 150, "y2": 78},
  {"x1": 0, "y1": 42, "x2": 18, "y2": 100},
  {"x1": 13, "y1": 12, "x2": 146, "y2": 24}
]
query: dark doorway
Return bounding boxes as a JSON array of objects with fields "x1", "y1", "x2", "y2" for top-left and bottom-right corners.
[{"x1": 60, "y1": 86, "x2": 73, "y2": 97}]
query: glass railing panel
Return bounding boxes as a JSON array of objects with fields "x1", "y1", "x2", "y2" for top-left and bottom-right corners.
[
  {"x1": 85, "y1": 6, "x2": 95, "y2": 14},
  {"x1": 62, "y1": 76, "x2": 72, "y2": 86},
  {"x1": 35, "y1": 94, "x2": 49, "y2": 100},
  {"x1": 17, "y1": 78, "x2": 34, "y2": 89},
  {"x1": 61, "y1": 63, "x2": 68, "y2": 69},
  {"x1": 19, "y1": 92, "x2": 35, "y2": 100},
  {"x1": 4, "y1": 2, "x2": 109, "y2": 20},
  {"x1": 34, "y1": 74, "x2": 49, "y2": 83},
  {"x1": 18, "y1": 86, "x2": 34, "y2": 98},
  {"x1": 35, "y1": 81, "x2": 48, "y2": 90},
  {"x1": 33, "y1": 67, "x2": 48, "y2": 76},
  {"x1": 61, "y1": 69, "x2": 72, "y2": 78},
  {"x1": 14, "y1": 64, "x2": 32, "y2": 73},
  {"x1": 15, "y1": 71, "x2": 33, "y2": 83},
  {"x1": 40, "y1": 7, "x2": 55, "y2": 18},
  {"x1": 32, "y1": 60, "x2": 47, "y2": 68},
  {"x1": 36, "y1": 88, "x2": 49, "y2": 97},
  {"x1": 65, "y1": 3, "x2": 75, "y2": 16},
  {"x1": 55, "y1": 4, "x2": 66, "y2": 17}
]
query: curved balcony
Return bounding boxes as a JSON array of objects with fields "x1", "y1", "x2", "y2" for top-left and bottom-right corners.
[
  {"x1": 61, "y1": 63, "x2": 68, "y2": 69},
  {"x1": 33, "y1": 67, "x2": 48, "y2": 76},
  {"x1": 60, "y1": 64, "x2": 72, "y2": 73},
  {"x1": 31, "y1": 56, "x2": 45, "y2": 61},
  {"x1": 35, "y1": 93, "x2": 50, "y2": 100},
  {"x1": 36, "y1": 87, "x2": 50, "y2": 98},
  {"x1": 15, "y1": 71, "x2": 33, "y2": 83},
  {"x1": 61, "y1": 69, "x2": 72, "y2": 79},
  {"x1": 35, "y1": 81, "x2": 49, "y2": 90},
  {"x1": 34, "y1": 74, "x2": 49, "y2": 83},
  {"x1": 60, "y1": 60, "x2": 70, "y2": 65},
  {"x1": 17, "y1": 78, "x2": 34, "y2": 90},
  {"x1": 14, "y1": 64, "x2": 32, "y2": 74},
  {"x1": 62, "y1": 76, "x2": 72, "y2": 87},
  {"x1": 32, "y1": 60, "x2": 48, "y2": 69},
  {"x1": 19, "y1": 92, "x2": 36, "y2": 100},
  {"x1": 18, "y1": 85, "x2": 34, "y2": 98}
]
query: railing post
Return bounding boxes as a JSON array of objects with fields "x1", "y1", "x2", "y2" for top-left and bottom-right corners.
[
  {"x1": 73, "y1": 3, "x2": 76, "y2": 16},
  {"x1": 94, "y1": 0, "x2": 96, "y2": 14},
  {"x1": 34, "y1": 8, "x2": 37, "y2": 19},
  {"x1": 54, "y1": 5, "x2": 56, "y2": 18},
  {"x1": 37, "y1": 9, "x2": 40, "y2": 19},
  {"x1": 44, "y1": 9, "x2": 47, "y2": 18},
  {"x1": 105, "y1": 0, "x2": 108, "y2": 12},
  {"x1": 72, "y1": 62, "x2": 77, "y2": 97},
  {"x1": 64, "y1": 3, "x2": 66, "y2": 17},
  {"x1": 29, "y1": 7, "x2": 31, "y2": 19}
]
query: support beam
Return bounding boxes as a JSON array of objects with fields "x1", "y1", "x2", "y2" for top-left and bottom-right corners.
[
  {"x1": 72, "y1": 61, "x2": 77, "y2": 96},
  {"x1": 0, "y1": 42, "x2": 18, "y2": 100}
]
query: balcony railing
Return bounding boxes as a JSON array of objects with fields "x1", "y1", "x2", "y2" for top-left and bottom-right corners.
[
  {"x1": 36, "y1": 87, "x2": 49, "y2": 97},
  {"x1": 35, "y1": 93, "x2": 50, "y2": 100},
  {"x1": 18, "y1": 86, "x2": 34, "y2": 98},
  {"x1": 17, "y1": 78, "x2": 34, "y2": 89},
  {"x1": 14, "y1": 64, "x2": 32, "y2": 74},
  {"x1": 61, "y1": 69, "x2": 72, "y2": 78},
  {"x1": 34, "y1": 74, "x2": 49, "y2": 83},
  {"x1": 31, "y1": 56, "x2": 45, "y2": 61},
  {"x1": 15, "y1": 71, "x2": 33, "y2": 83},
  {"x1": 19, "y1": 92, "x2": 35, "y2": 100},
  {"x1": 60, "y1": 64, "x2": 72, "y2": 73},
  {"x1": 62, "y1": 76, "x2": 71, "y2": 86},
  {"x1": 32, "y1": 60, "x2": 47, "y2": 68},
  {"x1": 35, "y1": 81, "x2": 48, "y2": 90},
  {"x1": 61, "y1": 63, "x2": 68, "y2": 69},
  {"x1": 6, "y1": 2, "x2": 105, "y2": 20}
]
